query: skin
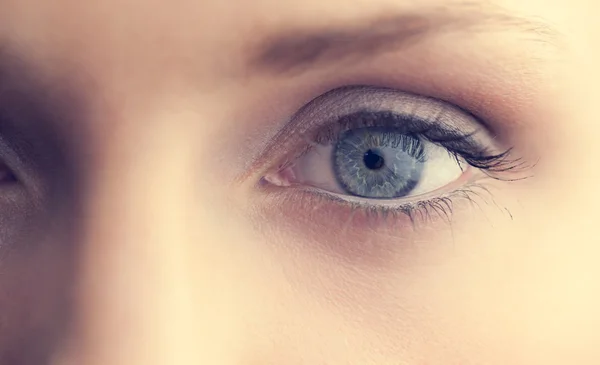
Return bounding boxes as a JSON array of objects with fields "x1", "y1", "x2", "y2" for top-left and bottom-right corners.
[{"x1": 0, "y1": 0, "x2": 599, "y2": 364}]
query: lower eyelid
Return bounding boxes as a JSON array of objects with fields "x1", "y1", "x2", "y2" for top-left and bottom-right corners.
[
  {"x1": 259, "y1": 166, "x2": 478, "y2": 220},
  {"x1": 299, "y1": 165, "x2": 477, "y2": 208},
  {"x1": 252, "y1": 174, "x2": 508, "y2": 261}
]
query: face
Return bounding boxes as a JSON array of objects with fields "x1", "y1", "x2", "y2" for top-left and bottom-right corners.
[{"x1": 0, "y1": 0, "x2": 598, "y2": 364}]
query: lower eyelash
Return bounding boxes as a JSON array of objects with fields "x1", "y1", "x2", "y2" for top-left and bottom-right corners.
[
  {"x1": 404, "y1": 183, "x2": 512, "y2": 226},
  {"x1": 294, "y1": 177, "x2": 513, "y2": 229}
]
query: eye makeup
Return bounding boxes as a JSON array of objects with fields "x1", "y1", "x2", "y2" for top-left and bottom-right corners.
[
  {"x1": 254, "y1": 86, "x2": 516, "y2": 173},
  {"x1": 251, "y1": 85, "x2": 528, "y2": 231}
]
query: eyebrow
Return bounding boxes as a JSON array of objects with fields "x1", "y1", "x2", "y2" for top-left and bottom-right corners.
[{"x1": 249, "y1": 3, "x2": 560, "y2": 75}]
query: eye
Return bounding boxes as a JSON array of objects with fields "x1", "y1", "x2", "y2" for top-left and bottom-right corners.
[
  {"x1": 284, "y1": 126, "x2": 463, "y2": 199},
  {"x1": 261, "y1": 86, "x2": 523, "y2": 210}
]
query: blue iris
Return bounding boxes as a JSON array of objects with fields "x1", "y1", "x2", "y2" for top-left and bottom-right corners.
[{"x1": 333, "y1": 127, "x2": 426, "y2": 198}]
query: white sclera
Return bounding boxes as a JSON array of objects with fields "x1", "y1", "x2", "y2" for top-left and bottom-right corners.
[{"x1": 288, "y1": 139, "x2": 464, "y2": 199}]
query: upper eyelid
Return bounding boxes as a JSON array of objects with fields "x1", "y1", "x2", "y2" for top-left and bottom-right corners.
[
  {"x1": 278, "y1": 86, "x2": 495, "y2": 144},
  {"x1": 241, "y1": 86, "x2": 499, "y2": 183}
]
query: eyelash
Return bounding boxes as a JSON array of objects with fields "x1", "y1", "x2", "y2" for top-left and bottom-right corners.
[
  {"x1": 265, "y1": 116, "x2": 526, "y2": 226},
  {"x1": 317, "y1": 110, "x2": 521, "y2": 168},
  {"x1": 299, "y1": 178, "x2": 511, "y2": 227},
  {"x1": 276, "y1": 109, "x2": 525, "y2": 179}
]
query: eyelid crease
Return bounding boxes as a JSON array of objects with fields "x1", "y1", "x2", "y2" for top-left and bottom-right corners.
[{"x1": 286, "y1": 86, "x2": 491, "y2": 134}]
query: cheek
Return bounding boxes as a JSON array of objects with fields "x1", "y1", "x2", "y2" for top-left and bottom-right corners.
[
  {"x1": 0, "y1": 163, "x2": 81, "y2": 363},
  {"x1": 0, "y1": 229, "x2": 79, "y2": 363},
  {"x1": 244, "y1": 176, "x2": 598, "y2": 363}
]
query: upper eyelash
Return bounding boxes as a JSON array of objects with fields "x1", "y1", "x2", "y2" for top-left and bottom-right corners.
[{"x1": 297, "y1": 109, "x2": 526, "y2": 178}]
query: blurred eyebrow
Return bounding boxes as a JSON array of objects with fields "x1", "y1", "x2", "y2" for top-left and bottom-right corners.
[{"x1": 250, "y1": 3, "x2": 560, "y2": 74}]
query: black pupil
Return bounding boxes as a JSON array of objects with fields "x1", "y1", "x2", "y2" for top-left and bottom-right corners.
[{"x1": 363, "y1": 149, "x2": 385, "y2": 170}]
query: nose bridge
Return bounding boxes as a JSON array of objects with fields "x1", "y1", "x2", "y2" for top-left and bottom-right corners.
[{"x1": 71, "y1": 120, "x2": 210, "y2": 365}]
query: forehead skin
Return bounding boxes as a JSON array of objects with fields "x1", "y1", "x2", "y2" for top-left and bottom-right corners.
[
  {"x1": 0, "y1": 0, "x2": 599, "y2": 365},
  {"x1": 0, "y1": 0, "x2": 581, "y2": 165},
  {"x1": 0, "y1": 0, "x2": 579, "y2": 88}
]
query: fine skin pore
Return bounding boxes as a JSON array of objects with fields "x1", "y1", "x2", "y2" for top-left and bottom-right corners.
[{"x1": 0, "y1": 0, "x2": 599, "y2": 364}]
